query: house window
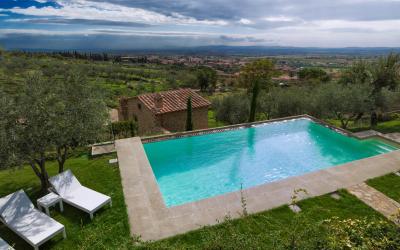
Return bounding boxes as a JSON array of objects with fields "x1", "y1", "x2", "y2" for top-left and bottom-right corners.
[
  {"x1": 134, "y1": 115, "x2": 138, "y2": 122},
  {"x1": 137, "y1": 103, "x2": 142, "y2": 110}
]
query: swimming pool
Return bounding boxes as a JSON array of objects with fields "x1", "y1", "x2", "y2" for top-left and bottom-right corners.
[{"x1": 143, "y1": 118, "x2": 397, "y2": 207}]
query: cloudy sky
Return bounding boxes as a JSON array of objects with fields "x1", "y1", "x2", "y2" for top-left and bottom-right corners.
[{"x1": 0, "y1": 0, "x2": 399, "y2": 50}]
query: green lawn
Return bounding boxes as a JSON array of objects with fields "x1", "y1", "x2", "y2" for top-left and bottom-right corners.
[
  {"x1": 0, "y1": 155, "x2": 398, "y2": 249},
  {"x1": 367, "y1": 173, "x2": 400, "y2": 203}
]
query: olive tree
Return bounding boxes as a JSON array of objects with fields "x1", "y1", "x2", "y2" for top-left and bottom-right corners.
[
  {"x1": 0, "y1": 89, "x2": 20, "y2": 169},
  {"x1": 1, "y1": 72, "x2": 108, "y2": 191},
  {"x1": 315, "y1": 82, "x2": 373, "y2": 129},
  {"x1": 12, "y1": 73, "x2": 61, "y2": 190},
  {"x1": 372, "y1": 53, "x2": 400, "y2": 93},
  {"x1": 298, "y1": 68, "x2": 331, "y2": 84},
  {"x1": 53, "y1": 72, "x2": 108, "y2": 173},
  {"x1": 213, "y1": 92, "x2": 250, "y2": 125},
  {"x1": 339, "y1": 60, "x2": 373, "y2": 86},
  {"x1": 196, "y1": 67, "x2": 217, "y2": 92}
]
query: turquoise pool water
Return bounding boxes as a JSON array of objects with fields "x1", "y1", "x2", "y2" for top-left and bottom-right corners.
[{"x1": 144, "y1": 118, "x2": 397, "y2": 207}]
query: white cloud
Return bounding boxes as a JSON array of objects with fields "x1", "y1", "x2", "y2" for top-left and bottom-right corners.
[
  {"x1": 263, "y1": 15, "x2": 296, "y2": 22},
  {"x1": 0, "y1": 28, "x2": 214, "y2": 37},
  {"x1": 238, "y1": 18, "x2": 254, "y2": 25},
  {"x1": 314, "y1": 19, "x2": 400, "y2": 32},
  {"x1": 272, "y1": 19, "x2": 400, "y2": 33},
  {"x1": 3, "y1": 0, "x2": 228, "y2": 26}
]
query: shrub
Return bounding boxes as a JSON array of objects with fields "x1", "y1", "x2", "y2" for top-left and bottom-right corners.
[
  {"x1": 212, "y1": 93, "x2": 250, "y2": 124},
  {"x1": 322, "y1": 217, "x2": 400, "y2": 249},
  {"x1": 110, "y1": 120, "x2": 137, "y2": 139}
]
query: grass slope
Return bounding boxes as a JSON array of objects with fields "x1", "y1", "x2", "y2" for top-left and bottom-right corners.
[{"x1": 142, "y1": 191, "x2": 390, "y2": 249}]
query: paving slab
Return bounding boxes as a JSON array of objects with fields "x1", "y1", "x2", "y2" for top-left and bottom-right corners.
[
  {"x1": 385, "y1": 132, "x2": 400, "y2": 143},
  {"x1": 91, "y1": 142, "x2": 115, "y2": 156},
  {"x1": 347, "y1": 183, "x2": 400, "y2": 225},
  {"x1": 330, "y1": 192, "x2": 341, "y2": 200},
  {"x1": 353, "y1": 130, "x2": 382, "y2": 139}
]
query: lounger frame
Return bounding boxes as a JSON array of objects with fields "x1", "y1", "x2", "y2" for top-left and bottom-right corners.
[
  {"x1": 0, "y1": 191, "x2": 66, "y2": 250},
  {"x1": 49, "y1": 170, "x2": 112, "y2": 220}
]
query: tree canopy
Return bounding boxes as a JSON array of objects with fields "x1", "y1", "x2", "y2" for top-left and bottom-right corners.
[
  {"x1": 298, "y1": 68, "x2": 330, "y2": 83},
  {"x1": 53, "y1": 72, "x2": 108, "y2": 173},
  {"x1": 0, "y1": 71, "x2": 108, "y2": 190},
  {"x1": 315, "y1": 82, "x2": 373, "y2": 128},
  {"x1": 196, "y1": 67, "x2": 217, "y2": 92}
]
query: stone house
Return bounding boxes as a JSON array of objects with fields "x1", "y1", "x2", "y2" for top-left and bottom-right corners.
[{"x1": 118, "y1": 89, "x2": 211, "y2": 135}]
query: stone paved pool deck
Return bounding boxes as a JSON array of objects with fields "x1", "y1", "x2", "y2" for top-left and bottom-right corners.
[{"x1": 116, "y1": 116, "x2": 400, "y2": 241}]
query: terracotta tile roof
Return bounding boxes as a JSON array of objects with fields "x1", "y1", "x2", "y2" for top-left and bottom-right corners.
[{"x1": 138, "y1": 88, "x2": 211, "y2": 115}]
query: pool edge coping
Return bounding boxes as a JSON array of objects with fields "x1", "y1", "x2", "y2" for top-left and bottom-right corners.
[
  {"x1": 116, "y1": 115, "x2": 400, "y2": 241},
  {"x1": 141, "y1": 114, "x2": 400, "y2": 147}
]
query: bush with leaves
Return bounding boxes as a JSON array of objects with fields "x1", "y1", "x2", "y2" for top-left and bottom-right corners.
[
  {"x1": 212, "y1": 93, "x2": 250, "y2": 125},
  {"x1": 258, "y1": 87, "x2": 314, "y2": 119},
  {"x1": 298, "y1": 67, "x2": 331, "y2": 84},
  {"x1": 110, "y1": 120, "x2": 137, "y2": 139},
  {"x1": 323, "y1": 217, "x2": 400, "y2": 249},
  {"x1": 314, "y1": 82, "x2": 373, "y2": 129}
]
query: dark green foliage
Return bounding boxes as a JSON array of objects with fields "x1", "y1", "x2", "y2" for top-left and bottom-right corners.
[
  {"x1": 54, "y1": 71, "x2": 109, "y2": 173},
  {"x1": 0, "y1": 71, "x2": 108, "y2": 190},
  {"x1": 249, "y1": 80, "x2": 259, "y2": 122},
  {"x1": 186, "y1": 96, "x2": 193, "y2": 131},
  {"x1": 339, "y1": 60, "x2": 373, "y2": 85},
  {"x1": 213, "y1": 93, "x2": 250, "y2": 124},
  {"x1": 298, "y1": 67, "x2": 331, "y2": 83},
  {"x1": 258, "y1": 86, "x2": 315, "y2": 119},
  {"x1": 110, "y1": 120, "x2": 137, "y2": 139},
  {"x1": 314, "y1": 82, "x2": 373, "y2": 129},
  {"x1": 372, "y1": 53, "x2": 400, "y2": 92},
  {"x1": 196, "y1": 66, "x2": 218, "y2": 92},
  {"x1": 0, "y1": 89, "x2": 19, "y2": 169}
]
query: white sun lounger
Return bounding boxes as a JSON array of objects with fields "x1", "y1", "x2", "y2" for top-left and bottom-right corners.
[
  {"x1": 49, "y1": 170, "x2": 112, "y2": 220},
  {"x1": 0, "y1": 236, "x2": 14, "y2": 250},
  {"x1": 0, "y1": 190, "x2": 66, "y2": 250}
]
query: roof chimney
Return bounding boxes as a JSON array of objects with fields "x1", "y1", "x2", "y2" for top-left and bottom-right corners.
[{"x1": 154, "y1": 93, "x2": 163, "y2": 110}]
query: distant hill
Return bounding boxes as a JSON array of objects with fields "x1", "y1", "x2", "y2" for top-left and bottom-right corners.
[
  {"x1": 13, "y1": 45, "x2": 400, "y2": 57},
  {"x1": 135, "y1": 46, "x2": 400, "y2": 56}
]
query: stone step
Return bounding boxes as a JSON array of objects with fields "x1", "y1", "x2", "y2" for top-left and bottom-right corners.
[{"x1": 347, "y1": 183, "x2": 400, "y2": 225}]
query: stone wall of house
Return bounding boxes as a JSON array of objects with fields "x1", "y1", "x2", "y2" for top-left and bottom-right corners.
[
  {"x1": 192, "y1": 107, "x2": 209, "y2": 130},
  {"x1": 118, "y1": 98, "x2": 161, "y2": 135},
  {"x1": 158, "y1": 107, "x2": 209, "y2": 132},
  {"x1": 119, "y1": 97, "x2": 209, "y2": 135}
]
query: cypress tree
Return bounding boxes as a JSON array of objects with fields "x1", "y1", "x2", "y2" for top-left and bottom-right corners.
[
  {"x1": 186, "y1": 96, "x2": 193, "y2": 131},
  {"x1": 248, "y1": 80, "x2": 259, "y2": 122}
]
